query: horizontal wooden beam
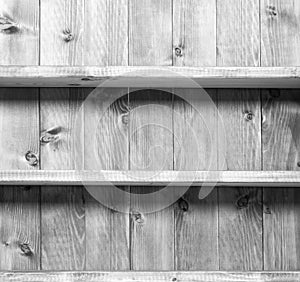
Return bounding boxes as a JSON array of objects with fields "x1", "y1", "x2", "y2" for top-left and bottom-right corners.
[
  {"x1": 0, "y1": 271, "x2": 299, "y2": 282},
  {"x1": 0, "y1": 66, "x2": 299, "y2": 88},
  {"x1": 0, "y1": 170, "x2": 300, "y2": 186}
]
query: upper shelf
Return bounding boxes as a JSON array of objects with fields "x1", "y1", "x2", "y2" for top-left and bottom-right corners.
[{"x1": 0, "y1": 66, "x2": 299, "y2": 88}]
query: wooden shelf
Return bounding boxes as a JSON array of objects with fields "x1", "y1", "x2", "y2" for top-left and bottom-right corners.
[
  {"x1": 1, "y1": 170, "x2": 300, "y2": 186},
  {"x1": 0, "y1": 66, "x2": 299, "y2": 88},
  {"x1": 0, "y1": 271, "x2": 298, "y2": 282}
]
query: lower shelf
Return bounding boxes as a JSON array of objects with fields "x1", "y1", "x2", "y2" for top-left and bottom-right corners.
[
  {"x1": 0, "y1": 271, "x2": 299, "y2": 282},
  {"x1": 0, "y1": 170, "x2": 299, "y2": 186}
]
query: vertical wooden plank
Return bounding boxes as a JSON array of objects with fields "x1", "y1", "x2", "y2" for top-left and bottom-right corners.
[
  {"x1": 40, "y1": 89, "x2": 85, "y2": 270},
  {"x1": 83, "y1": 0, "x2": 129, "y2": 271},
  {"x1": 218, "y1": 90, "x2": 262, "y2": 270},
  {"x1": 0, "y1": 89, "x2": 40, "y2": 270},
  {"x1": 173, "y1": 0, "x2": 218, "y2": 270},
  {"x1": 129, "y1": 0, "x2": 172, "y2": 66},
  {"x1": 217, "y1": 0, "x2": 260, "y2": 67},
  {"x1": 84, "y1": 89, "x2": 130, "y2": 270},
  {"x1": 173, "y1": 90, "x2": 219, "y2": 270},
  {"x1": 173, "y1": 0, "x2": 216, "y2": 66},
  {"x1": 129, "y1": 0, "x2": 173, "y2": 270},
  {"x1": 129, "y1": 90, "x2": 174, "y2": 270},
  {"x1": 261, "y1": 0, "x2": 300, "y2": 66},
  {"x1": 217, "y1": 0, "x2": 262, "y2": 271},
  {"x1": 0, "y1": 0, "x2": 39, "y2": 65},
  {"x1": 263, "y1": 89, "x2": 300, "y2": 270}
]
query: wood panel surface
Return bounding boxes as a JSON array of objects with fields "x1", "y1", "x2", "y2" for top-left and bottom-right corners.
[
  {"x1": 0, "y1": 0, "x2": 39, "y2": 65},
  {"x1": 40, "y1": 89, "x2": 85, "y2": 270},
  {"x1": 261, "y1": 0, "x2": 300, "y2": 66},
  {"x1": 263, "y1": 90, "x2": 300, "y2": 270},
  {"x1": 0, "y1": 89, "x2": 40, "y2": 270}
]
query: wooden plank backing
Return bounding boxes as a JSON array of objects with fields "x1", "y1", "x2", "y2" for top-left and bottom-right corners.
[
  {"x1": 0, "y1": 271, "x2": 300, "y2": 282},
  {"x1": 263, "y1": 89, "x2": 300, "y2": 270},
  {"x1": 40, "y1": 89, "x2": 85, "y2": 270},
  {"x1": 261, "y1": 0, "x2": 300, "y2": 66},
  {"x1": 0, "y1": 89, "x2": 40, "y2": 270},
  {"x1": 0, "y1": 0, "x2": 39, "y2": 65},
  {"x1": 0, "y1": 66, "x2": 299, "y2": 88}
]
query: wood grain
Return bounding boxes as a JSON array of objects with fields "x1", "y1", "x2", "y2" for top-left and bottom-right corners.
[
  {"x1": 129, "y1": 0, "x2": 172, "y2": 66},
  {"x1": 263, "y1": 89, "x2": 300, "y2": 270},
  {"x1": 0, "y1": 66, "x2": 299, "y2": 88},
  {"x1": 0, "y1": 271, "x2": 300, "y2": 282},
  {"x1": 129, "y1": 90, "x2": 174, "y2": 270},
  {"x1": 84, "y1": 89, "x2": 130, "y2": 270},
  {"x1": 0, "y1": 0, "x2": 39, "y2": 65},
  {"x1": 173, "y1": 0, "x2": 216, "y2": 66},
  {"x1": 218, "y1": 90, "x2": 262, "y2": 270},
  {"x1": 217, "y1": 0, "x2": 260, "y2": 67},
  {"x1": 40, "y1": 88, "x2": 85, "y2": 270},
  {"x1": 0, "y1": 89, "x2": 40, "y2": 270},
  {"x1": 261, "y1": 0, "x2": 300, "y2": 66},
  {"x1": 173, "y1": 90, "x2": 219, "y2": 270},
  {"x1": 0, "y1": 170, "x2": 300, "y2": 186}
]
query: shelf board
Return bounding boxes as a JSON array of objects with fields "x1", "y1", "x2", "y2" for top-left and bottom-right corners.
[
  {"x1": 0, "y1": 66, "x2": 299, "y2": 88},
  {"x1": 0, "y1": 170, "x2": 300, "y2": 186},
  {"x1": 0, "y1": 271, "x2": 299, "y2": 282}
]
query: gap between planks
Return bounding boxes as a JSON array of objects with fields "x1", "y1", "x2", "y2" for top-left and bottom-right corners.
[{"x1": 0, "y1": 170, "x2": 300, "y2": 186}]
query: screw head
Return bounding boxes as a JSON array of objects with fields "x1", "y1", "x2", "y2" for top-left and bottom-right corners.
[{"x1": 244, "y1": 111, "x2": 254, "y2": 121}]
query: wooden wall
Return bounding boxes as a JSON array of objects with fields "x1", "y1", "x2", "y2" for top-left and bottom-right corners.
[{"x1": 0, "y1": 0, "x2": 299, "y2": 271}]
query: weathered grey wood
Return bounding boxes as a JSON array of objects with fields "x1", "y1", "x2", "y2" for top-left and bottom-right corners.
[
  {"x1": 0, "y1": 0, "x2": 39, "y2": 64},
  {"x1": 40, "y1": 88, "x2": 85, "y2": 270},
  {"x1": 173, "y1": 0, "x2": 216, "y2": 66},
  {"x1": 84, "y1": 90, "x2": 130, "y2": 270},
  {"x1": 263, "y1": 89, "x2": 300, "y2": 270},
  {"x1": 218, "y1": 90, "x2": 262, "y2": 270},
  {"x1": 0, "y1": 66, "x2": 299, "y2": 88},
  {"x1": 0, "y1": 271, "x2": 300, "y2": 282},
  {"x1": 173, "y1": 90, "x2": 219, "y2": 270},
  {"x1": 261, "y1": 0, "x2": 300, "y2": 66},
  {"x1": 129, "y1": 0, "x2": 172, "y2": 66},
  {"x1": 217, "y1": 0, "x2": 260, "y2": 67},
  {"x1": 129, "y1": 90, "x2": 174, "y2": 270},
  {"x1": 0, "y1": 89, "x2": 40, "y2": 270},
  {"x1": 0, "y1": 170, "x2": 299, "y2": 186}
]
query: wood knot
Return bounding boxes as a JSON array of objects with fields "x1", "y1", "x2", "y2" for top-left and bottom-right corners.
[
  {"x1": 121, "y1": 114, "x2": 129, "y2": 125},
  {"x1": 131, "y1": 210, "x2": 144, "y2": 224},
  {"x1": 174, "y1": 46, "x2": 183, "y2": 57},
  {"x1": 236, "y1": 194, "x2": 249, "y2": 209},
  {"x1": 172, "y1": 278, "x2": 177, "y2": 282},
  {"x1": 263, "y1": 205, "x2": 271, "y2": 214},
  {"x1": 266, "y1": 5, "x2": 277, "y2": 17},
  {"x1": 0, "y1": 16, "x2": 18, "y2": 33},
  {"x1": 244, "y1": 111, "x2": 254, "y2": 121},
  {"x1": 25, "y1": 151, "x2": 38, "y2": 166},
  {"x1": 19, "y1": 243, "x2": 33, "y2": 256},
  {"x1": 63, "y1": 28, "x2": 74, "y2": 42},
  {"x1": 178, "y1": 197, "x2": 189, "y2": 212}
]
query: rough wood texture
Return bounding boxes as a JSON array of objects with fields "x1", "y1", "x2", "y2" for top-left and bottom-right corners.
[
  {"x1": 40, "y1": 89, "x2": 85, "y2": 270},
  {"x1": 129, "y1": 0, "x2": 172, "y2": 66},
  {"x1": 129, "y1": 90, "x2": 174, "y2": 270},
  {"x1": 173, "y1": 0, "x2": 216, "y2": 66},
  {"x1": 0, "y1": 271, "x2": 300, "y2": 282},
  {"x1": 261, "y1": 0, "x2": 300, "y2": 66},
  {"x1": 173, "y1": 90, "x2": 219, "y2": 270},
  {"x1": 0, "y1": 89, "x2": 40, "y2": 270},
  {"x1": 84, "y1": 90, "x2": 130, "y2": 270},
  {"x1": 217, "y1": 0, "x2": 260, "y2": 67},
  {"x1": 218, "y1": 90, "x2": 262, "y2": 270},
  {"x1": 0, "y1": 0, "x2": 39, "y2": 65},
  {"x1": 263, "y1": 89, "x2": 300, "y2": 270},
  {"x1": 0, "y1": 66, "x2": 299, "y2": 88}
]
